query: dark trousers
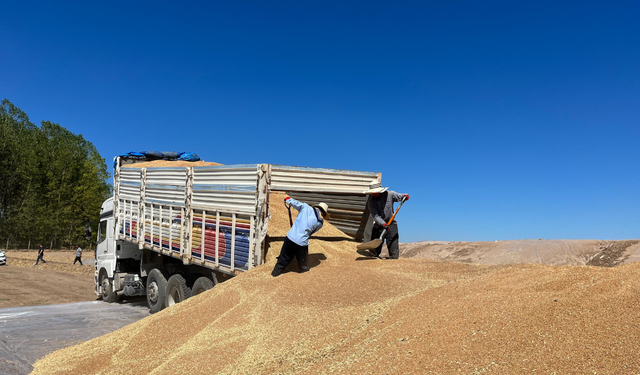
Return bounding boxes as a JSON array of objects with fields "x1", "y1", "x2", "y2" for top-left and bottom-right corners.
[
  {"x1": 371, "y1": 222, "x2": 400, "y2": 259},
  {"x1": 34, "y1": 254, "x2": 46, "y2": 265},
  {"x1": 74, "y1": 256, "x2": 83, "y2": 265},
  {"x1": 272, "y1": 237, "x2": 309, "y2": 276}
]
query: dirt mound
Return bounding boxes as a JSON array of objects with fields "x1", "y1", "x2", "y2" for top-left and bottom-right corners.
[
  {"x1": 586, "y1": 240, "x2": 640, "y2": 267},
  {"x1": 401, "y1": 239, "x2": 640, "y2": 267},
  {"x1": 32, "y1": 194, "x2": 640, "y2": 374}
]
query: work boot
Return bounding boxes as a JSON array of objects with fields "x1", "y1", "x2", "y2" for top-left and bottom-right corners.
[
  {"x1": 298, "y1": 266, "x2": 310, "y2": 273},
  {"x1": 271, "y1": 268, "x2": 282, "y2": 277}
]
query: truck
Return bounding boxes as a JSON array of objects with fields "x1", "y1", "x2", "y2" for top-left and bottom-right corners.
[{"x1": 95, "y1": 153, "x2": 380, "y2": 313}]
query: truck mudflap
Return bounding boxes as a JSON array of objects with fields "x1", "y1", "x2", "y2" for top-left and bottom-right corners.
[
  {"x1": 123, "y1": 274, "x2": 146, "y2": 296},
  {"x1": 94, "y1": 272, "x2": 100, "y2": 296}
]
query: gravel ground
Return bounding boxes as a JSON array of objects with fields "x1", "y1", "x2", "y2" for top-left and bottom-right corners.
[{"x1": 31, "y1": 193, "x2": 640, "y2": 374}]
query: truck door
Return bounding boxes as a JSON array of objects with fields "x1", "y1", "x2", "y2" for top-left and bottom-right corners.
[{"x1": 96, "y1": 217, "x2": 116, "y2": 277}]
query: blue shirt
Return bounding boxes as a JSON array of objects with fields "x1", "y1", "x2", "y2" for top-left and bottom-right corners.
[{"x1": 286, "y1": 198, "x2": 324, "y2": 246}]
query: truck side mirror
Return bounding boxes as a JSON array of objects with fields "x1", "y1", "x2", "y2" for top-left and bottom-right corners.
[{"x1": 85, "y1": 224, "x2": 92, "y2": 240}]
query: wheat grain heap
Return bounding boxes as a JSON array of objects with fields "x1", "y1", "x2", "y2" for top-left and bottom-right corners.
[{"x1": 32, "y1": 192, "x2": 640, "y2": 374}]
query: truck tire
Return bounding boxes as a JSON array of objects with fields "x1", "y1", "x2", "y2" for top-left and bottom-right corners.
[
  {"x1": 165, "y1": 274, "x2": 192, "y2": 307},
  {"x1": 100, "y1": 271, "x2": 119, "y2": 303},
  {"x1": 146, "y1": 269, "x2": 168, "y2": 313},
  {"x1": 192, "y1": 276, "x2": 215, "y2": 295}
]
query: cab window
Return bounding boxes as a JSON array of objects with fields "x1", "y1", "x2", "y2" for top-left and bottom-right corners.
[{"x1": 98, "y1": 220, "x2": 108, "y2": 244}]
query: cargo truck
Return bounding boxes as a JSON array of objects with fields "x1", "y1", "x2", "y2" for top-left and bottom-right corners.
[{"x1": 95, "y1": 154, "x2": 379, "y2": 313}]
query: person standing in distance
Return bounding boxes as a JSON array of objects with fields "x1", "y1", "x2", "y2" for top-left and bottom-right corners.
[
  {"x1": 364, "y1": 180, "x2": 409, "y2": 259},
  {"x1": 271, "y1": 196, "x2": 328, "y2": 277},
  {"x1": 73, "y1": 245, "x2": 83, "y2": 265},
  {"x1": 34, "y1": 244, "x2": 47, "y2": 266}
]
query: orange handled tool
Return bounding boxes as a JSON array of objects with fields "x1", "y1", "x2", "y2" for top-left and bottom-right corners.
[{"x1": 356, "y1": 196, "x2": 407, "y2": 251}]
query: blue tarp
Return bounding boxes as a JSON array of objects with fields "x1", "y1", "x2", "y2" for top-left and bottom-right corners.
[{"x1": 115, "y1": 151, "x2": 200, "y2": 167}]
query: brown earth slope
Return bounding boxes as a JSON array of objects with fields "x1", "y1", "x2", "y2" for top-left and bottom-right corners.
[
  {"x1": 32, "y1": 193, "x2": 640, "y2": 374},
  {"x1": 400, "y1": 239, "x2": 640, "y2": 267}
]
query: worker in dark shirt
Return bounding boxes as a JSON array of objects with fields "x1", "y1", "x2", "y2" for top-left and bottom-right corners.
[
  {"x1": 34, "y1": 244, "x2": 47, "y2": 266},
  {"x1": 364, "y1": 180, "x2": 409, "y2": 259}
]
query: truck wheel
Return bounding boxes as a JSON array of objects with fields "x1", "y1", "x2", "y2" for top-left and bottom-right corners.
[
  {"x1": 166, "y1": 274, "x2": 192, "y2": 307},
  {"x1": 192, "y1": 276, "x2": 215, "y2": 295},
  {"x1": 146, "y1": 269, "x2": 168, "y2": 313},
  {"x1": 100, "y1": 271, "x2": 119, "y2": 303}
]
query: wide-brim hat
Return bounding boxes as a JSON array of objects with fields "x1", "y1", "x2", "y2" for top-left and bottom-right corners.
[
  {"x1": 313, "y1": 202, "x2": 329, "y2": 218},
  {"x1": 363, "y1": 179, "x2": 388, "y2": 194}
]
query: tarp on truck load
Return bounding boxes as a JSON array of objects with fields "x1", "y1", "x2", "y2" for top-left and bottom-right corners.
[{"x1": 115, "y1": 151, "x2": 200, "y2": 168}]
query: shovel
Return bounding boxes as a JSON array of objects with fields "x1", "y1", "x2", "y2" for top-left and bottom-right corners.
[
  {"x1": 284, "y1": 197, "x2": 293, "y2": 227},
  {"x1": 357, "y1": 196, "x2": 407, "y2": 251}
]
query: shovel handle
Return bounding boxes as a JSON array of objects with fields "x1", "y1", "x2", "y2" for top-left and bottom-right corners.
[
  {"x1": 385, "y1": 196, "x2": 406, "y2": 226},
  {"x1": 378, "y1": 196, "x2": 407, "y2": 240},
  {"x1": 284, "y1": 197, "x2": 293, "y2": 227}
]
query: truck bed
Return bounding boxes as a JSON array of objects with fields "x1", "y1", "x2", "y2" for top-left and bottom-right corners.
[{"x1": 114, "y1": 161, "x2": 379, "y2": 275}]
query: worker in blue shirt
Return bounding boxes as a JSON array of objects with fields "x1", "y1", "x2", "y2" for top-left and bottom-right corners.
[{"x1": 271, "y1": 196, "x2": 329, "y2": 277}]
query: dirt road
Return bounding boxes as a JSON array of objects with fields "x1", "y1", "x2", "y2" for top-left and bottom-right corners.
[{"x1": 0, "y1": 251, "x2": 96, "y2": 309}]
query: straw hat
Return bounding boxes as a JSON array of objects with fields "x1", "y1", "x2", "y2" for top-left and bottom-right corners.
[
  {"x1": 363, "y1": 179, "x2": 388, "y2": 194},
  {"x1": 313, "y1": 202, "x2": 329, "y2": 217}
]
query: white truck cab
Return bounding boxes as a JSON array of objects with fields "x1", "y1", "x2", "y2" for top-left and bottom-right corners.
[{"x1": 95, "y1": 197, "x2": 142, "y2": 302}]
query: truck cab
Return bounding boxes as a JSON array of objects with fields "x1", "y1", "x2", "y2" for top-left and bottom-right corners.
[{"x1": 95, "y1": 198, "x2": 142, "y2": 302}]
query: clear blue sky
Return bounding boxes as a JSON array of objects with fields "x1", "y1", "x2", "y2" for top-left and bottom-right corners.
[{"x1": 2, "y1": 1, "x2": 638, "y2": 242}]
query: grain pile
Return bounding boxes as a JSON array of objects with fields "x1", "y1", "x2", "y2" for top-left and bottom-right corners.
[{"x1": 32, "y1": 192, "x2": 640, "y2": 374}]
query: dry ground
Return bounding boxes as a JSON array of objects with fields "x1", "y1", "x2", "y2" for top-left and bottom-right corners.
[
  {"x1": 32, "y1": 193, "x2": 640, "y2": 375},
  {"x1": 0, "y1": 250, "x2": 96, "y2": 308},
  {"x1": 400, "y1": 239, "x2": 640, "y2": 267}
]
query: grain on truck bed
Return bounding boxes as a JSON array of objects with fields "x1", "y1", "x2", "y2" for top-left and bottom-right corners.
[{"x1": 121, "y1": 160, "x2": 223, "y2": 168}]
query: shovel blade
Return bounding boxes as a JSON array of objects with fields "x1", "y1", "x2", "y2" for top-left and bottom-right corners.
[{"x1": 356, "y1": 239, "x2": 383, "y2": 251}]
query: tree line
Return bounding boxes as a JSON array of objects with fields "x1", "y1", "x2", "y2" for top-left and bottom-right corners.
[{"x1": 0, "y1": 99, "x2": 111, "y2": 250}]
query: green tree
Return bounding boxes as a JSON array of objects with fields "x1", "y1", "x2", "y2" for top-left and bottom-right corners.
[
  {"x1": 0, "y1": 99, "x2": 39, "y2": 246},
  {"x1": 0, "y1": 99, "x2": 111, "y2": 249}
]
